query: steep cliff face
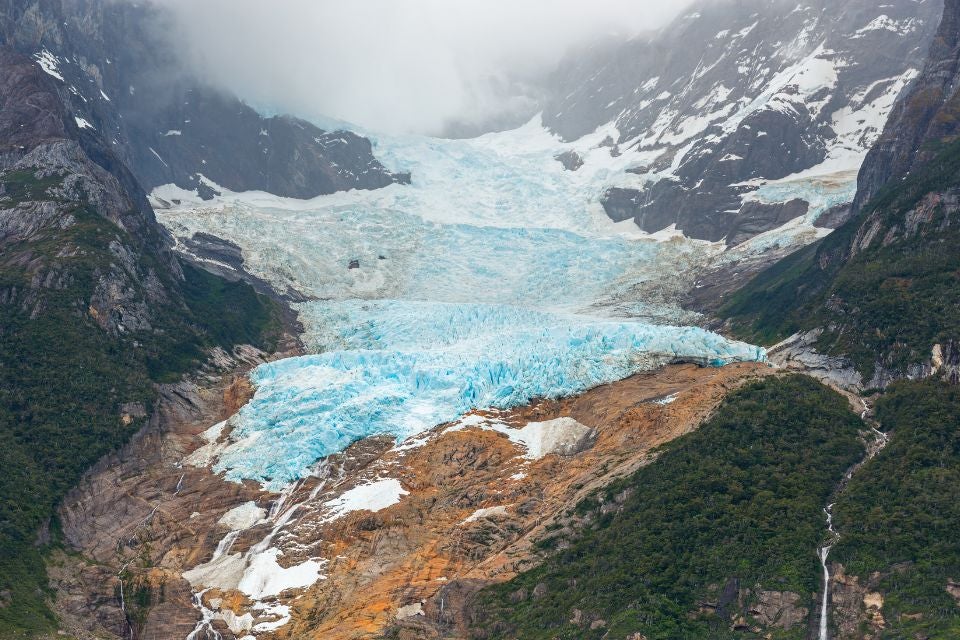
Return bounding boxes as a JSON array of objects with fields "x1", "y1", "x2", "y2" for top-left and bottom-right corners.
[
  {"x1": 0, "y1": 0, "x2": 407, "y2": 199},
  {"x1": 0, "y1": 44, "x2": 283, "y2": 636},
  {"x1": 854, "y1": 0, "x2": 960, "y2": 210},
  {"x1": 541, "y1": 0, "x2": 941, "y2": 244},
  {"x1": 0, "y1": 45, "x2": 178, "y2": 344},
  {"x1": 720, "y1": 0, "x2": 960, "y2": 388}
]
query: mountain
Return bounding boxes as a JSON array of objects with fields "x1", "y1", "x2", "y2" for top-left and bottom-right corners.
[
  {"x1": 4, "y1": 0, "x2": 960, "y2": 639},
  {"x1": 0, "y1": 36, "x2": 286, "y2": 638},
  {"x1": 720, "y1": 0, "x2": 960, "y2": 389},
  {"x1": 542, "y1": 0, "x2": 942, "y2": 245},
  {"x1": 0, "y1": 0, "x2": 407, "y2": 200}
]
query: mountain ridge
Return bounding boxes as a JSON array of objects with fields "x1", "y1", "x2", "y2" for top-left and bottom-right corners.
[
  {"x1": 0, "y1": 0, "x2": 408, "y2": 200},
  {"x1": 541, "y1": 0, "x2": 942, "y2": 245}
]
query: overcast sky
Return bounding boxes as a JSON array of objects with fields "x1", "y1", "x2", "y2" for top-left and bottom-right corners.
[{"x1": 157, "y1": 1, "x2": 696, "y2": 135}]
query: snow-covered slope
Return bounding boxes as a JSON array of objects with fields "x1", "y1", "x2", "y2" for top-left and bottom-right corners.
[
  {"x1": 542, "y1": 0, "x2": 943, "y2": 244},
  {"x1": 157, "y1": 121, "x2": 765, "y2": 489}
]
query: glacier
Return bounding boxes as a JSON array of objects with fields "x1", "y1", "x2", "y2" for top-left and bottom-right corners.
[
  {"x1": 156, "y1": 118, "x2": 770, "y2": 489},
  {"x1": 214, "y1": 302, "x2": 764, "y2": 487}
]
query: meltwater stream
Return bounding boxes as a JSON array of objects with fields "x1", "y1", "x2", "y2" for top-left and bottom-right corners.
[{"x1": 158, "y1": 118, "x2": 767, "y2": 490}]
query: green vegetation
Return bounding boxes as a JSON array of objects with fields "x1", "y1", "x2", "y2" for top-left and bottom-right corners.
[
  {"x1": 0, "y1": 170, "x2": 282, "y2": 635},
  {"x1": 720, "y1": 139, "x2": 960, "y2": 380},
  {"x1": 832, "y1": 380, "x2": 960, "y2": 639},
  {"x1": 0, "y1": 170, "x2": 67, "y2": 203},
  {"x1": 472, "y1": 376, "x2": 864, "y2": 640},
  {"x1": 145, "y1": 261, "x2": 283, "y2": 381}
]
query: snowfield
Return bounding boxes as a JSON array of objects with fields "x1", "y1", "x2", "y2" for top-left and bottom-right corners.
[{"x1": 157, "y1": 118, "x2": 769, "y2": 489}]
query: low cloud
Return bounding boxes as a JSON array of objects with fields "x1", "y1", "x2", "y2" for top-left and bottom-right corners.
[{"x1": 154, "y1": 0, "x2": 695, "y2": 135}]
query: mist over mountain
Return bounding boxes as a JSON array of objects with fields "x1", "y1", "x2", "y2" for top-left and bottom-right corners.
[{"x1": 151, "y1": 0, "x2": 697, "y2": 135}]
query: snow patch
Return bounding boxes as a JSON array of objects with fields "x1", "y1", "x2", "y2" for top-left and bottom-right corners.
[
  {"x1": 320, "y1": 479, "x2": 408, "y2": 522},
  {"x1": 396, "y1": 602, "x2": 425, "y2": 619},
  {"x1": 33, "y1": 50, "x2": 63, "y2": 81},
  {"x1": 237, "y1": 548, "x2": 326, "y2": 599},
  {"x1": 218, "y1": 502, "x2": 267, "y2": 531},
  {"x1": 462, "y1": 505, "x2": 511, "y2": 524}
]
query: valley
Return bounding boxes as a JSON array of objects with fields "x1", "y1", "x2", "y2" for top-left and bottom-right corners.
[{"x1": 1, "y1": 0, "x2": 959, "y2": 639}]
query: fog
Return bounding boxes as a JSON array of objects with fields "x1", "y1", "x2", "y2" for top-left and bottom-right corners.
[{"x1": 154, "y1": 0, "x2": 696, "y2": 135}]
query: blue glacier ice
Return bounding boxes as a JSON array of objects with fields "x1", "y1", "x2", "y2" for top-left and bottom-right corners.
[
  {"x1": 157, "y1": 119, "x2": 769, "y2": 489},
  {"x1": 214, "y1": 301, "x2": 764, "y2": 488}
]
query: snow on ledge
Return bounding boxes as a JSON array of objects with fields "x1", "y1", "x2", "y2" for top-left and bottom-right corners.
[
  {"x1": 462, "y1": 505, "x2": 511, "y2": 524},
  {"x1": 218, "y1": 501, "x2": 267, "y2": 531},
  {"x1": 320, "y1": 478, "x2": 409, "y2": 523},
  {"x1": 447, "y1": 415, "x2": 597, "y2": 460}
]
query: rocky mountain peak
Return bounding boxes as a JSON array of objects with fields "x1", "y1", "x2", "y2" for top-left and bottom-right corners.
[
  {"x1": 0, "y1": 0, "x2": 407, "y2": 200},
  {"x1": 541, "y1": 0, "x2": 943, "y2": 245}
]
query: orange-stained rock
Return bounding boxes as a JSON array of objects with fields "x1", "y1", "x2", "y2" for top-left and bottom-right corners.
[{"x1": 50, "y1": 361, "x2": 771, "y2": 640}]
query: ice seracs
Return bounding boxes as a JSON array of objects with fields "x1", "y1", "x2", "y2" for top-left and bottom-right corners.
[{"x1": 208, "y1": 302, "x2": 763, "y2": 488}]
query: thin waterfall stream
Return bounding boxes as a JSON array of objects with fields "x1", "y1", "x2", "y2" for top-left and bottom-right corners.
[{"x1": 817, "y1": 398, "x2": 890, "y2": 640}]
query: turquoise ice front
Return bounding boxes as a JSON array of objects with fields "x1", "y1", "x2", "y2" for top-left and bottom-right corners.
[
  {"x1": 215, "y1": 302, "x2": 764, "y2": 487},
  {"x1": 158, "y1": 119, "x2": 768, "y2": 489}
]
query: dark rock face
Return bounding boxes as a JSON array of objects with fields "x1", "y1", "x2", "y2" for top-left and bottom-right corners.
[
  {"x1": 542, "y1": 0, "x2": 943, "y2": 243},
  {"x1": 854, "y1": 0, "x2": 960, "y2": 210},
  {"x1": 121, "y1": 89, "x2": 408, "y2": 199},
  {"x1": 555, "y1": 150, "x2": 584, "y2": 171},
  {"x1": 0, "y1": 0, "x2": 405, "y2": 199},
  {"x1": 726, "y1": 200, "x2": 810, "y2": 248},
  {"x1": 0, "y1": 46, "x2": 171, "y2": 273},
  {"x1": 0, "y1": 44, "x2": 179, "y2": 344}
]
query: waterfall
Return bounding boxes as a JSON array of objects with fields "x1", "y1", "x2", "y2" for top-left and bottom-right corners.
[
  {"x1": 116, "y1": 562, "x2": 135, "y2": 640},
  {"x1": 185, "y1": 590, "x2": 222, "y2": 640},
  {"x1": 182, "y1": 460, "x2": 341, "y2": 639},
  {"x1": 212, "y1": 530, "x2": 241, "y2": 561},
  {"x1": 818, "y1": 399, "x2": 890, "y2": 640},
  {"x1": 818, "y1": 504, "x2": 837, "y2": 640},
  {"x1": 175, "y1": 474, "x2": 185, "y2": 495}
]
